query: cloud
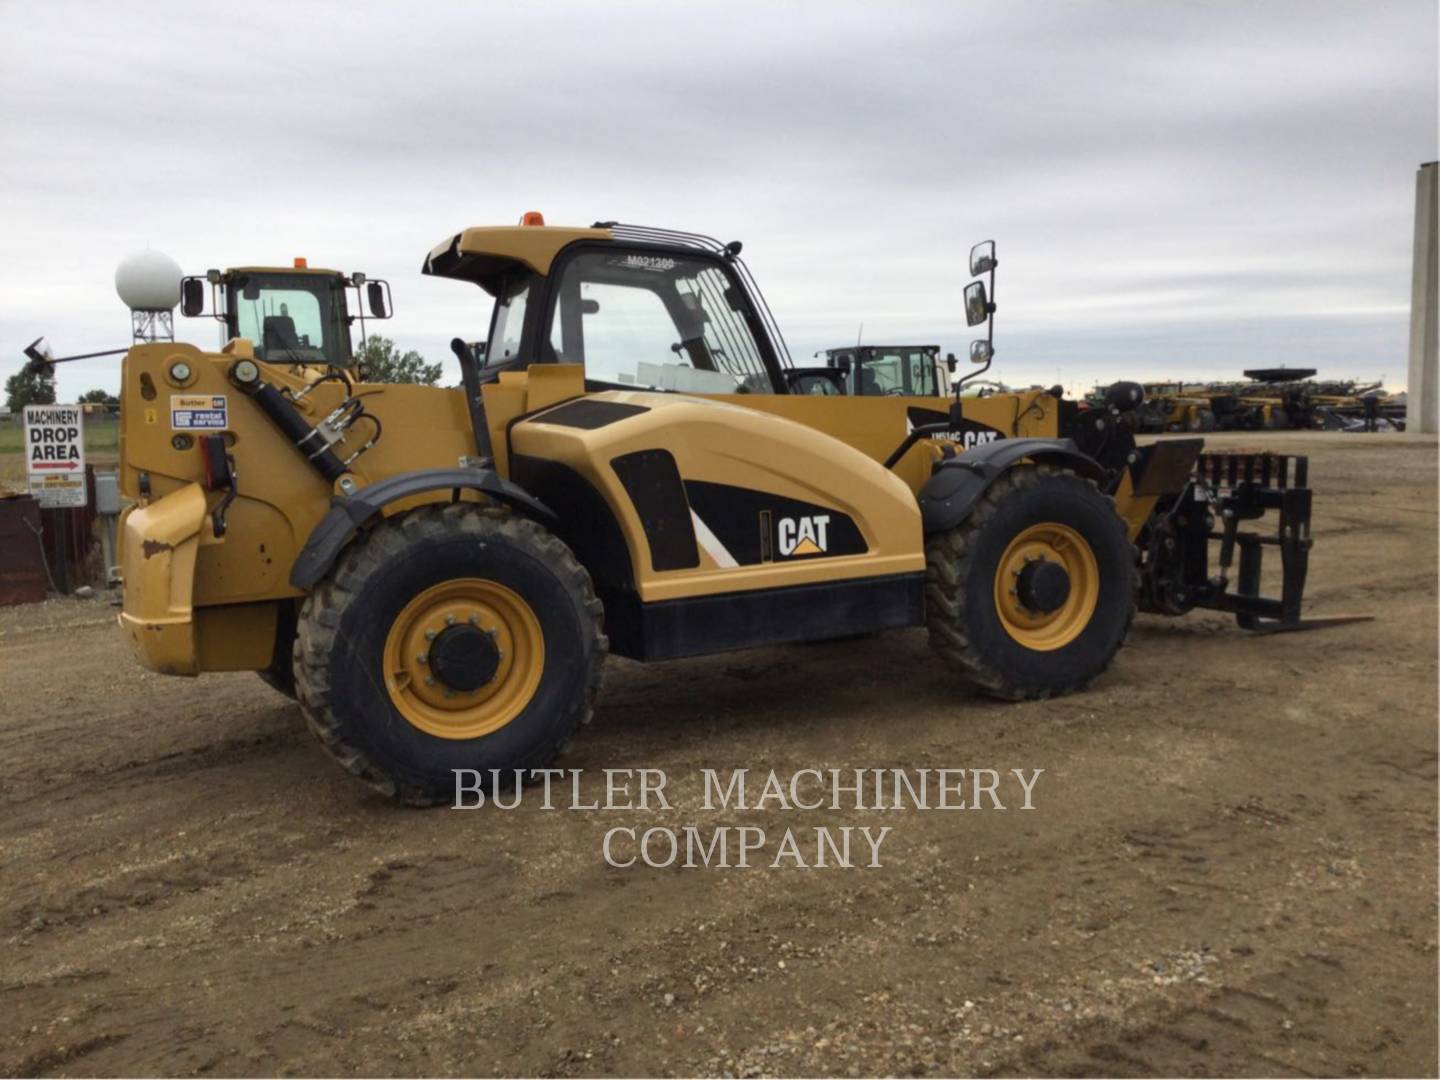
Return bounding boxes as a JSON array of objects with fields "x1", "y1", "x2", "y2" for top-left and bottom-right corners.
[{"x1": 1, "y1": 0, "x2": 1434, "y2": 400}]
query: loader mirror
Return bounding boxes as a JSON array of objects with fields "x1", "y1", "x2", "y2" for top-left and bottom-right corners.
[
  {"x1": 581, "y1": 298, "x2": 600, "y2": 315},
  {"x1": 180, "y1": 277, "x2": 205, "y2": 317},
  {"x1": 970, "y1": 340, "x2": 993, "y2": 364},
  {"x1": 366, "y1": 281, "x2": 391, "y2": 318},
  {"x1": 964, "y1": 281, "x2": 990, "y2": 327},
  {"x1": 969, "y1": 240, "x2": 996, "y2": 277}
]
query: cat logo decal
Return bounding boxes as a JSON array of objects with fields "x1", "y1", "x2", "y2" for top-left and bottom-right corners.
[{"x1": 777, "y1": 514, "x2": 830, "y2": 557}]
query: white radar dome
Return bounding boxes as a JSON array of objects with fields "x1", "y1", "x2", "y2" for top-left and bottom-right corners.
[{"x1": 115, "y1": 249, "x2": 183, "y2": 311}]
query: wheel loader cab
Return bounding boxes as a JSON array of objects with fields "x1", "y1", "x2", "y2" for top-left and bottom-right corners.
[
  {"x1": 227, "y1": 269, "x2": 353, "y2": 366},
  {"x1": 178, "y1": 264, "x2": 394, "y2": 370},
  {"x1": 823, "y1": 345, "x2": 948, "y2": 397}
]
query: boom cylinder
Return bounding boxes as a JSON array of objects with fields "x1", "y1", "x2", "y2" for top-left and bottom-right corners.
[{"x1": 228, "y1": 362, "x2": 348, "y2": 483}]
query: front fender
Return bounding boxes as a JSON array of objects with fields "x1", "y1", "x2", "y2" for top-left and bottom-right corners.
[
  {"x1": 289, "y1": 468, "x2": 555, "y2": 589},
  {"x1": 917, "y1": 438, "x2": 1105, "y2": 534}
]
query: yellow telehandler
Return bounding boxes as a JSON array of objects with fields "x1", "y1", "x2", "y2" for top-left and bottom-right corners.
[{"x1": 101, "y1": 218, "x2": 1354, "y2": 803}]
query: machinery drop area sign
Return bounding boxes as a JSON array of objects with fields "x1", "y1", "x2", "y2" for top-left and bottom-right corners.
[{"x1": 24, "y1": 404, "x2": 87, "y2": 508}]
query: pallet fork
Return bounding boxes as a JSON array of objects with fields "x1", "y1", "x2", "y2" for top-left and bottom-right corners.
[{"x1": 1140, "y1": 449, "x2": 1372, "y2": 632}]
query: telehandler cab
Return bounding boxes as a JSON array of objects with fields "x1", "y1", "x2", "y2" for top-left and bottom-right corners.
[{"x1": 109, "y1": 217, "x2": 1357, "y2": 803}]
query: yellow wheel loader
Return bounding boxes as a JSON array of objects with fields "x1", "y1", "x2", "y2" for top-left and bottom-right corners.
[{"x1": 102, "y1": 218, "x2": 1356, "y2": 804}]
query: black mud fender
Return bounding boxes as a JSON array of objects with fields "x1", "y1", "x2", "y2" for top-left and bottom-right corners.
[
  {"x1": 917, "y1": 438, "x2": 1107, "y2": 534},
  {"x1": 289, "y1": 468, "x2": 556, "y2": 589}
]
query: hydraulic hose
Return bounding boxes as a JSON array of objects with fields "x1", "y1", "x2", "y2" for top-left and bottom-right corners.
[{"x1": 229, "y1": 362, "x2": 347, "y2": 483}]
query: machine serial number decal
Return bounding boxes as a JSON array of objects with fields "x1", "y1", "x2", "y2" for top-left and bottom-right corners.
[
  {"x1": 612, "y1": 254, "x2": 677, "y2": 272},
  {"x1": 171, "y1": 394, "x2": 228, "y2": 430}
]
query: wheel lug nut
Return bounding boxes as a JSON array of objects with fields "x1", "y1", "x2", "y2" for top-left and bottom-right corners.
[
  {"x1": 484, "y1": 627, "x2": 498, "y2": 638},
  {"x1": 418, "y1": 654, "x2": 428, "y2": 665},
  {"x1": 444, "y1": 690, "x2": 455, "y2": 699},
  {"x1": 445, "y1": 614, "x2": 456, "y2": 626},
  {"x1": 425, "y1": 676, "x2": 436, "y2": 686},
  {"x1": 424, "y1": 630, "x2": 436, "y2": 641},
  {"x1": 468, "y1": 614, "x2": 479, "y2": 626}
]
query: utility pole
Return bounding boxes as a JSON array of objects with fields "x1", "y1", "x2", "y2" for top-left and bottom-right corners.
[{"x1": 1406, "y1": 161, "x2": 1438, "y2": 433}]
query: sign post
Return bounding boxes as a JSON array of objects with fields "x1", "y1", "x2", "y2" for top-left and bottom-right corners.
[{"x1": 24, "y1": 404, "x2": 88, "y2": 509}]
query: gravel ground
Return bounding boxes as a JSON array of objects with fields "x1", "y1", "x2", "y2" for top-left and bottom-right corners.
[{"x1": 0, "y1": 431, "x2": 1435, "y2": 1077}]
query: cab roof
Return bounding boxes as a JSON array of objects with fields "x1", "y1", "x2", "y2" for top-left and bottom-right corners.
[
  {"x1": 423, "y1": 224, "x2": 614, "y2": 289},
  {"x1": 227, "y1": 265, "x2": 343, "y2": 277}
]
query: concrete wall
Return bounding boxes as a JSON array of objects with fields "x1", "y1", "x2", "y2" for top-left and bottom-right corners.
[{"x1": 1407, "y1": 162, "x2": 1438, "y2": 433}]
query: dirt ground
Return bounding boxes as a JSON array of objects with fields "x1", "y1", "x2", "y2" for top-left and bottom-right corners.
[{"x1": 1, "y1": 431, "x2": 1435, "y2": 1078}]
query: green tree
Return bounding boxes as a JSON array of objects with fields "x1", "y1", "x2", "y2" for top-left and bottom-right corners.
[
  {"x1": 355, "y1": 336, "x2": 443, "y2": 385},
  {"x1": 79, "y1": 388, "x2": 118, "y2": 405},
  {"x1": 5, "y1": 363, "x2": 56, "y2": 412}
]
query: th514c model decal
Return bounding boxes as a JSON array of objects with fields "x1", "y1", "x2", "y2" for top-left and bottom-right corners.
[{"x1": 906, "y1": 405, "x2": 1004, "y2": 449}]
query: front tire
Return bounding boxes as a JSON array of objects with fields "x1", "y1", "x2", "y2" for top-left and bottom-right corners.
[
  {"x1": 925, "y1": 465, "x2": 1136, "y2": 700},
  {"x1": 294, "y1": 503, "x2": 606, "y2": 805}
]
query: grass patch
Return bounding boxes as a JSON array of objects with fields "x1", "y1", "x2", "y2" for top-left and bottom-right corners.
[{"x1": 0, "y1": 415, "x2": 117, "y2": 453}]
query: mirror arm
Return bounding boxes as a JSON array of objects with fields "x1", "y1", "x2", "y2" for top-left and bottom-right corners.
[
  {"x1": 955, "y1": 355, "x2": 993, "y2": 404},
  {"x1": 355, "y1": 280, "x2": 367, "y2": 351}
]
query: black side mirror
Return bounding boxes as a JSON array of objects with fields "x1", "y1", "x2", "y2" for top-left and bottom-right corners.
[
  {"x1": 366, "y1": 281, "x2": 391, "y2": 318},
  {"x1": 945, "y1": 352, "x2": 958, "y2": 373},
  {"x1": 180, "y1": 277, "x2": 205, "y2": 317},
  {"x1": 964, "y1": 281, "x2": 990, "y2": 327},
  {"x1": 969, "y1": 240, "x2": 997, "y2": 276},
  {"x1": 581, "y1": 298, "x2": 600, "y2": 315}
]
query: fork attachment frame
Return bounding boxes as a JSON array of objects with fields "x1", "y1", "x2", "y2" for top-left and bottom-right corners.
[{"x1": 1140, "y1": 450, "x2": 1370, "y2": 632}]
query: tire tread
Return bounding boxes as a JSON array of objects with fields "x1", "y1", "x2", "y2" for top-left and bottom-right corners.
[
  {"x1": 923, "y1": 464, "x2": 1137, "y2": 701},
  {"x1": 293, "y1": 503, "x2": 606, "y2": 806}
]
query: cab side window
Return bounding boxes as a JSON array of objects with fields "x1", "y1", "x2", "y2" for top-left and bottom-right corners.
[{"x1": 547, "y1": 250, "x2": 775, "y2": 393}]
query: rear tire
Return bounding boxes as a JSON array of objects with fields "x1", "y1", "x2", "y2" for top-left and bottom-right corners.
[
  {"x1": 294, "y1": 503, "x2": 606, "y2": 805},
  {"x1": 924, "y1": 465, "x2": 1136, "y2": 700}
]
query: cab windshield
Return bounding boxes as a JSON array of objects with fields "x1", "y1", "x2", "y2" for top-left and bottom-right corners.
[{"x1": 229, "y1": 272, "x2": 351, "y2": 366}]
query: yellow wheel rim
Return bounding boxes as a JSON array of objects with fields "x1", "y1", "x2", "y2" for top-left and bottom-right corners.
[
  {"x1": 381, "y1": 578, "x2": 544, "y2": 740},
  {"x1": 993, "y1": 522, "x2": 1100, "y2": 651}
]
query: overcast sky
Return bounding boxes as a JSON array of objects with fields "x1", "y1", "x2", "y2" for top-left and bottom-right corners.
[{"x1": 1, "y1": 0, "x2": 1435, "y2": 400}]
